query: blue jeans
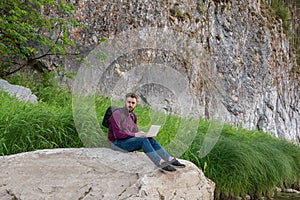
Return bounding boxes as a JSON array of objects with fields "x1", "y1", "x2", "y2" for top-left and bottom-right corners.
[{"x1": 111, "y1": 137, "x2": 170, "y2": 166}]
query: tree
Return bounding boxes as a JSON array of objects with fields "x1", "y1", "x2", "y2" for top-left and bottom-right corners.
[{"x1": 0, "y1": 0, "x2": 82, "y2": 77}]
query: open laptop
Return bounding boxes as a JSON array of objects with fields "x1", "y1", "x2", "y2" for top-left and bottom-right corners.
[{"x1": 146, "y1": 125, "x2": 161, "y2": 137}]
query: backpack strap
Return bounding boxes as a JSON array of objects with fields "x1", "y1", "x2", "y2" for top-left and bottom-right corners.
[
  {"x1": 118, "y1": 108, "x2": 126, "y2": 131},
  {"x1": 130, "y1": 113, "x2": 137, "y2": 124}
]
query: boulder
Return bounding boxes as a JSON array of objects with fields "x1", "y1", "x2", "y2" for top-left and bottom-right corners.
[
  {"x1": 0, "y1": 148, "x2": 215, "y2": 200},
  {"x1": 0, "y1": 79, "x2": 37, "y2": 103}
]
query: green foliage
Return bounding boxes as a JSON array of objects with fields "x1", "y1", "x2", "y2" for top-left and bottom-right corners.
[
  {"x1": 6, "y1": 70, "x2": 71, "y2": 107},
  {"x1": 181, "y1": 124, "x2": 300, "y2": 199},
  {"x1": 197, "y1": 2, "x2": 205, "y2": 14},
  {"x1": 271, "y1": 0, "x2": 291, "y2": 31},
  {"x1": 0, "y1": 90, "x2": 82, "y2": 155},
  {"x1": 262, "y1": 0, "x2": 300, "y2": 87},
  {"x1": 262, "y1": 0, "x2": 293, "y2": 34},
  {"x1": 0, "y1": 0, "x2": 82, "y2": 77}
]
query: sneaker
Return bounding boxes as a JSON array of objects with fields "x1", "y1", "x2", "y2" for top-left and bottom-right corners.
[
  {"x1": 168, "y1": 158, "x2": 186, "y2": 168},
  {"x1": 158, "y1": 162, "x2": 176, "y2": 172}
]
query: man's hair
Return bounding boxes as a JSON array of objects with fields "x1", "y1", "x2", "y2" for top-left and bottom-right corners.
[{"x1": 125, "y1": 92, "x2": 138, "y2": 100}]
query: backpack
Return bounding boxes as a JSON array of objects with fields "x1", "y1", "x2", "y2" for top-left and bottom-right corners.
[
  {"x1": 102, "y1": 106, "x2": 121, "y2": 128},
  {"x1": 102, "y1": 106, "x2": 137, "y2": 128}
]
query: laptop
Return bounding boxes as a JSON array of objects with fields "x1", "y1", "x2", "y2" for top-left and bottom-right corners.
[{"x1": 146, "y1": 125, "x2": 161, "y2": 137}]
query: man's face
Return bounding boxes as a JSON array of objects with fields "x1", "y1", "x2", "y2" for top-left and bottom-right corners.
[{"x1": 125, "y1": 97, "x2": 137, "y2": 112}]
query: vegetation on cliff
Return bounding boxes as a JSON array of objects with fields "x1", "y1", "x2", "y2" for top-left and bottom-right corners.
[{"x1": 262, "y1": 0, "x2": 300, "y2": 76}]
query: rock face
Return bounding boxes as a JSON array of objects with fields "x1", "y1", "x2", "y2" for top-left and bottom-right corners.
[
  {"x1": 44, "y1": 0, "x2": 299, "y2": 143},
  {"x1": 0, "y1": 148, "x2": 215, "y2": 200},
  {"x1": 0, "y1": 79, "x2": 37, "y2": 103}
]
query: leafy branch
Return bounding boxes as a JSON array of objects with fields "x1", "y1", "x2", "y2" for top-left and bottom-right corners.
[{"x1": 0, "y1": 0, "x2": 83, "y2": 77}]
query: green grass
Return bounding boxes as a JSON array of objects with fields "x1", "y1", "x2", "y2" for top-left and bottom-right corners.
[
  {"x1": 0, "y1": 91, "x2": 83, "y2": 155},
  {"x1": 181, "y1": 125, "x2": 300, "y2": 199},
  {"x1": 0, "y1": 77, "x2": 299, "y2": 199}
]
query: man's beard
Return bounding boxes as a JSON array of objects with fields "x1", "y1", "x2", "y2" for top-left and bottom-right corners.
[{"x1": 128, "y1": 106, "x2": 134, "y2": 112}]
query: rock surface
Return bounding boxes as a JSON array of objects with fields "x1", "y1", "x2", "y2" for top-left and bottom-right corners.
[
  {"x1": 0, "y1": 79, "x2": 37, "y2": 103},
  {"x1": 0, "y1": 148, "x2": 215, "y2": 200},
  {"x1": 43, "y1": 0, "x2": 300, "y2": 144}
]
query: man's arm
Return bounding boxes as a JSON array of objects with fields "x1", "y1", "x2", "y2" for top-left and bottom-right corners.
[
  {"x1": 109, "y1": 110, "x2": 147, "y2": 138},
  {"x1": 135, "y1": 131, "x2": 147, "y2": 137}
]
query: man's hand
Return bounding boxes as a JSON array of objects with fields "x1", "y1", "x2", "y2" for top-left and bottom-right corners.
[{"x1": 135, "y1": 131, "x2": 147, "y2": 137}]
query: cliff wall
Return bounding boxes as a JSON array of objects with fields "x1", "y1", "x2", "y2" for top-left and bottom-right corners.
[{"x1": 47, "y1": 0, "x2": 299, "y2": 143}]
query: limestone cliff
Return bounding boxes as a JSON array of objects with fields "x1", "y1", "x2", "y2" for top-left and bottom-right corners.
[{"x1": 46, "y1": 0, "x2": 299, "y2": 143}]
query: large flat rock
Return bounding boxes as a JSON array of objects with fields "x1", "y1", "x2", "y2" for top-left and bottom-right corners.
[{"x1": 0, "y1": 148, "x2": 215, "y2": 199}]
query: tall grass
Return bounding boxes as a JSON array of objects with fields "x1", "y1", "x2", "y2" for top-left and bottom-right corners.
[
  {"x1": 0, "y1": 76, "x2": 299, "y2": 199},
  {"x1": 181, "y1": 124, "x2": 300, "y2": 199},
  {"x1": 0, "y1": 77, "x2": 83, "y2": 155}
]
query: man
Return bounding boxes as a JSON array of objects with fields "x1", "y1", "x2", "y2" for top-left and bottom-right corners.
[{"x1": 108, "y1": 92, "x2": 185, "y2": 172}]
